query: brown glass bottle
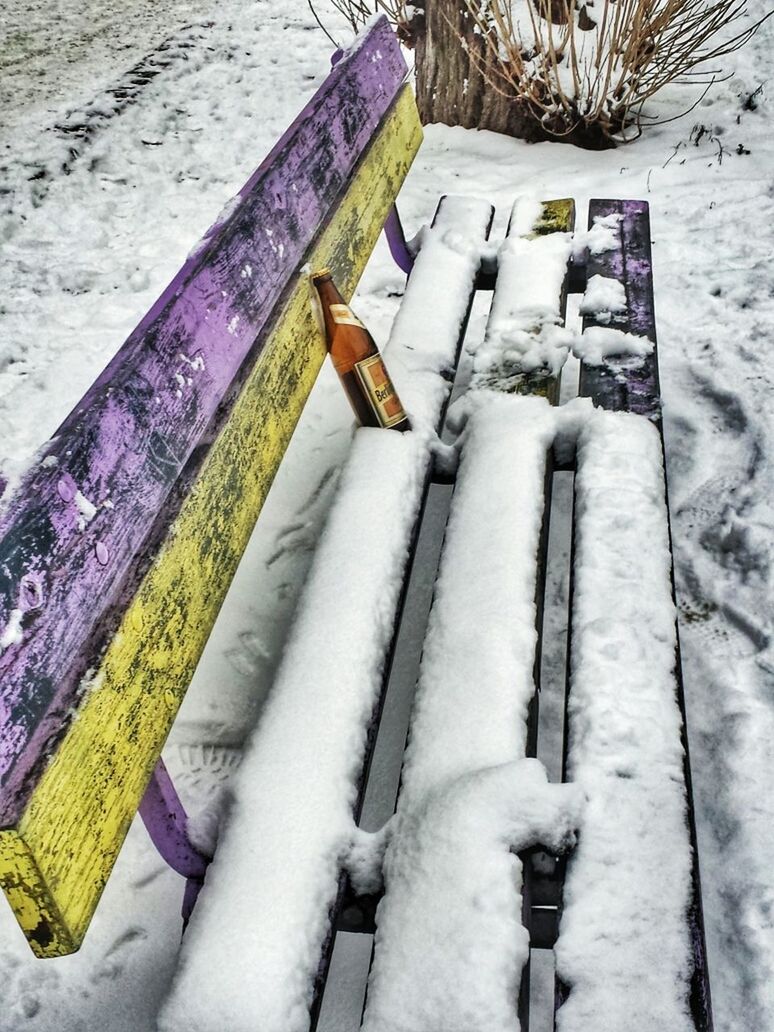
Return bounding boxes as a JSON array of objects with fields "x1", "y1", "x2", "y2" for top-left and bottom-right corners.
[{"x1": 312, "y1": 269, "x2": 411, "y2": 432}]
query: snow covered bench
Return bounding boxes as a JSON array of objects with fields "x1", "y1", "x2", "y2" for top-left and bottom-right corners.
[
  {"x1": 158, "y1": 196, "x2": 715, "y2": 1031},
  {"x1": 0, "y1": 12, "x2": 713, "y2": 1032},
  {"x1": 0, "y1": 15, "x2": 421, "y2": 958}
]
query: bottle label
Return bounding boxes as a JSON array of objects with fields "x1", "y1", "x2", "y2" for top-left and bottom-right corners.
[
  {"x1": 330, "y1": 303, "x2": 366, "y2": 329},
  {"x1": 353, "y1": 354, "x2": 407, "y2": 428}
]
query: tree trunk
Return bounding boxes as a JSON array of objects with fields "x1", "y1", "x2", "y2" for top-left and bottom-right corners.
[{"x1": 413, "y1": 0, "x2": 546, "y2": 142}]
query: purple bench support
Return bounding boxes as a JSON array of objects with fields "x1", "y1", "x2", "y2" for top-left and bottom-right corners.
[
  {"x1": 383, "y1": 205, "x2": 415, "y2": 274},
  {"x1": 139, "y1": 760, "x2": 211, "y2": 927}
]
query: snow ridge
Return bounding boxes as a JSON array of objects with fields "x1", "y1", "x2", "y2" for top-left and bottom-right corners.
[
  {"x1": 556, "y1": 410, "x2": 693, "y2": 1032},
  {"x1": 363, "y1": 395, "x2": 585, "y2": 1032}
]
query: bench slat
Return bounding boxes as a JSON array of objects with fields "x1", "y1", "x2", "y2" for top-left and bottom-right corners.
[
  {"x1": 470, "y1": 198, "x2": 574, "y2": 400},
  {"x1": 578, "y1": 199, "x2": 661, "y2": 418},
  {"x1": 0, "y1": 84, "x2": 422, "y2": 958},
  {"x1": 0, "y1": 16, "x2": 406, "y2": 830},
  {"x1": 564, "y1": 198, "x2": 713, "y2": 1031}
]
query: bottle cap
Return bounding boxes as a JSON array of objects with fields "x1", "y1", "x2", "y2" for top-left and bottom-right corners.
[{"x1": 311, "y1": 267, "x2": 331, "y2": 281}]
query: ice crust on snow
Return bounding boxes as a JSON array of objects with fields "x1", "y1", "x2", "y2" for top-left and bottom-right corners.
[
  {"x1": 159, "y1": 195, "x2": 492, "y2": 1032},
  {"x1": 556, "y1": 410, "x2": 693, "y2": 1032}
]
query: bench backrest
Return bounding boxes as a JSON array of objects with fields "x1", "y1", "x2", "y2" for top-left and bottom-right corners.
[{"x1": 0, "y1": 16, "x2": 421, "y2": 957}]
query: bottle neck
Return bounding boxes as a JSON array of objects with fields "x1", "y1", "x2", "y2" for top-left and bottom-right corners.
[{"x1": 314, "y1": 275, "x2": 345, "y2": 343}]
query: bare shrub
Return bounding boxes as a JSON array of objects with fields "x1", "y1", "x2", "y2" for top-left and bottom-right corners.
[
  {"x1": 461, "y1": 0, "x2": 772, "y2": 143},
  {"x1": 310, "y1": 0, "x2": 417, "y2": 45},
  {"x1": 312, "y1": 0, "x2": 770, "y2": 145}
]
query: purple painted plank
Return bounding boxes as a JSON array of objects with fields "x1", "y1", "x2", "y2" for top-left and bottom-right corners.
[
  {"x1": 579, "y1": 199, "x2": 661, "y2": 419},
  {"x1": 578, "y1": 198, "x2": 713, "y2": 1031},
  {"x1": 0, "y1": 16, "x2": 407, "y2": 826}
]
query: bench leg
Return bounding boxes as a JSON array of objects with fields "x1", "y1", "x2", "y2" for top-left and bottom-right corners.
[
  {"x1": 139, "y1": 758, "x2": 212, "y2": 930},
  {"x1": 383, "y1": 204, "x2": 414, "y2": 274}
]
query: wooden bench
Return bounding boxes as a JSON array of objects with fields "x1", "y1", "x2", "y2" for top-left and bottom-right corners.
[
  {"x1": 155, "y1": 179, "x2": 716, "y2": 1031},
  {"x1": 0, "y1": 15, "x2": 713, "y2": 1032}
]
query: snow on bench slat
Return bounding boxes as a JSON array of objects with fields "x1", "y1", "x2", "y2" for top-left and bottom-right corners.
[
  {"x1": 160, "y1": 428, "x2": 428, "y2": 1032},
  {"x1": 556, "y1": 410, "x2": 694, "y2": 1032},
  {"x1": 388, "y1": 195, "x2": 493, "y2": 430},
  {"x1": 469, "y1": 199, "x2": 574, "y2": 392},
  {"x1": 363, "y1": 396, "x2": 585, "y2": 1032},
  {"x1": 159, "y1": 197, "x2": 493, "y2": 1032},
  {"x1": 364, "y1": 760, "x2": 582, "y2": 1032}
]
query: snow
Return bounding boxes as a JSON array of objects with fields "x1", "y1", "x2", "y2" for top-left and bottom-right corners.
[
  {"x1": 386, "y1": 195, "x2": 493, "y2": 429},
  {"x1": 471, "y1": 209, "x2": 574, "y2": 386},
  {"x1": 572, "y1": 211, "x2": 623, "y2": 259},
  {"x1": 572, "y1": 325, "x2": 654, "y2": 366},
  {"x1": 0, "y1": 608, "x2": 24, "y2": 651},
  {"x1": 363, "y1": 760, "x2": 582, "y2": 1032},
  {"x1": 556, "y1": 409, "x2": 694, "y2": 1031},
  {"x1": 578, "y1": 273, "x2": 627, "y2": 321},
  {"x1": 74, "y1": 489, "x2": 98, "y2": 529},
  {"x1": 159, "y1": 427, "x2": 430, "y2": 1032},
  {"x1": 2, "y1": 0, "x2": 774, "y2": 1028},
  {"x1": 397, "y1": 394, "x2": 557, "y2": 807}
]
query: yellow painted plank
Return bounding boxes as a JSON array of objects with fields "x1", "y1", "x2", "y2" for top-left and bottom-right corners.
[
  {"x1": 0, "y1": 832, "x2": 75, "y2": 957},
  {"x1": 528, "y1": 198, "x2": 575, "y2": 240},
  {"x1": 3, "y1": 85, "x2": 422, "y2": 957}
]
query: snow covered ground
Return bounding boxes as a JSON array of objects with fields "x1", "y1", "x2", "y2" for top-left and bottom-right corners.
[{"x1": 2, "y1": 0, "x2": 774, "y2": 1028}]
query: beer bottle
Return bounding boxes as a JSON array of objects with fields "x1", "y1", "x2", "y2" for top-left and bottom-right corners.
[{"x1": 312, "y1": 269, "x2": 411, "y2": 432}]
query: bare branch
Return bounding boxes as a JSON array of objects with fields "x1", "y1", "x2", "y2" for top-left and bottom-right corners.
[{"x1": 310, "y1": 0, "x2": 773, "y2": 145}]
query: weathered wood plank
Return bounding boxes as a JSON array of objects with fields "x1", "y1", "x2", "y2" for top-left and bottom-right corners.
[
  {"x1": 569, "y1": 198, "x2": 713, "y2": 1031},
  {"x1": 578, "y1": 198, "x2": 661, "y2": 418},
  {"x1": 0, "y1": 16, "x2": 406, "y2": 827},
  {"x1": 472, "y1": 198, "x2": 574, "y2": 400},
  {"x1": 517, "y1": 198, "x2": 574, "y2": 405},
  {"x1": 0, "y1": 85, "x2": 422, "y2": 957}
]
